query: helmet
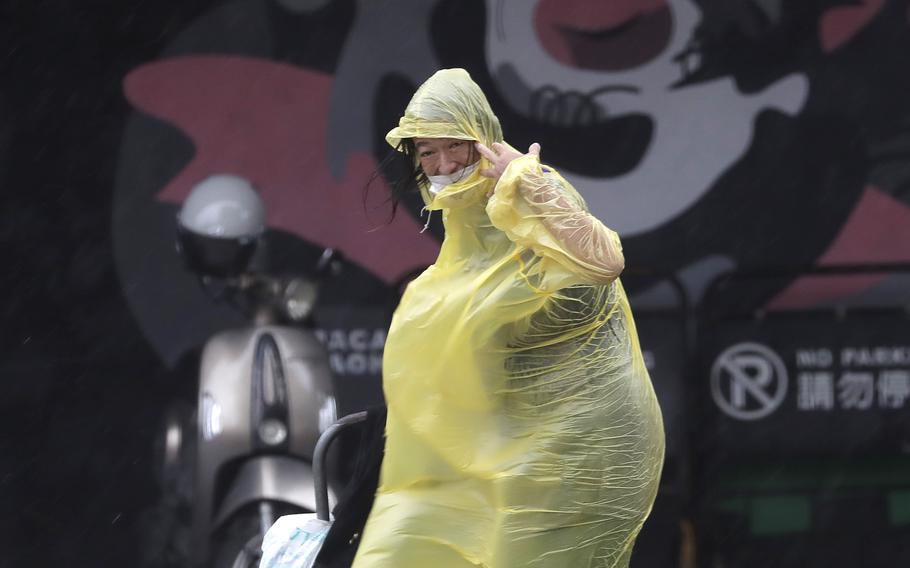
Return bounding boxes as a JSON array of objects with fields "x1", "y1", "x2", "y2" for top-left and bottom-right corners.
[{"x1": 176, "y1": 174, "x2": 266, "y2": 277}]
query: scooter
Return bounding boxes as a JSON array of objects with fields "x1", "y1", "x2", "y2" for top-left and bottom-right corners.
[{"x1": 157, "y1": 175, "x2": 339, "y2": 567}]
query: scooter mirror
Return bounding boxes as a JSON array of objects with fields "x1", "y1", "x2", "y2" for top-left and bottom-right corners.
[{"x1": 283, "y1": 278, "x2": 318, "y2": 321}]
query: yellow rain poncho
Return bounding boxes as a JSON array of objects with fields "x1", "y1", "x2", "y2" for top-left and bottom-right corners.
[{"x1": 353, "y1": 69, "x2": 665, "y2": 568}]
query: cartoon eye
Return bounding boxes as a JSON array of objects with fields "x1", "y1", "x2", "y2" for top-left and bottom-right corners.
[{"x1": 673, "y1": 36, "x2": 705, "y2": 84}]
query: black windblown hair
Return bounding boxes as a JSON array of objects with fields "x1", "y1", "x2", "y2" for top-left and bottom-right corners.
[
  {"x1": 365, "y1": 138, "x2": 479, "y2": 222},
  {"x1": 365, "y1": 139, "x2": 426, "y2": 220}
]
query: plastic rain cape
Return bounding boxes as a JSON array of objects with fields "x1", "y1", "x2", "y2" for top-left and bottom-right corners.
[{"x1": 353, "y1": 69, "x2": 665, "y2": 568}]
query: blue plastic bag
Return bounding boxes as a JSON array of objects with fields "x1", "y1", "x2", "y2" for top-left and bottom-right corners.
[{"x1": 259, "y1": 513, "x2": 331, "y2": 568}]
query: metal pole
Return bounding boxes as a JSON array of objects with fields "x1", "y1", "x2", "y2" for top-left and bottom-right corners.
[{"x1": 313, "y1": 411, "x2": 369, "y2": 521}]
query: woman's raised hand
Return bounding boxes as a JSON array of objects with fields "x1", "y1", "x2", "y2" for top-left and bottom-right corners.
[{"x1": 475, "y1": 142, "x2": 541, "y2": 185}]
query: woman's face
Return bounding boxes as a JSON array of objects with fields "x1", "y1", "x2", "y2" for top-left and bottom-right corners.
[{"x1": 414, "y1": 137, "x2": 478, "y2": 176}]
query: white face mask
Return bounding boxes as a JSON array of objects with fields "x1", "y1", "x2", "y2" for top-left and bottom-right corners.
[{"x1": 427, "y1": 161, "x2": 480, "y2": 195}]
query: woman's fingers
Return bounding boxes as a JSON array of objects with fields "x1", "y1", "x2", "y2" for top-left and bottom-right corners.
[
  {"x1": 474, "y1": 142, "x2": 497, "y2": 161},
  {"x1": 475, "y1": 143, "x2": 501, "y2": 180},
  {"x1": 479, "y1": 167, "x2": 497, "y2": 179},
  {"x1": 476, "y1": 142, "x2": 537, "y2": 189}
]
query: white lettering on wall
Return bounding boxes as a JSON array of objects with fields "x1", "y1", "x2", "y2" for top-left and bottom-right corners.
[
  {"x1": 796, "y1": 348, "x2": 833, "y2": 368},
  {"x1": 315, "y1": 328, "x2": 387, "y2": 376},
  {"x1": 840, "y1": 346, "x2": 910, "y2": 367}
]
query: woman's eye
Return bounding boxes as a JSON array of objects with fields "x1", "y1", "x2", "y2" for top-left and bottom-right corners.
[
  {"x1": 420, "y1": 151, "x2": 433, "y2": 158},
  {"x1": 450, "y1": 142, "x2": 463, "y2": 149}
]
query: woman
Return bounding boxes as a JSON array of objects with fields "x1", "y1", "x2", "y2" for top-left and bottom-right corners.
[{"x1": 352, "y1": 68, "x2": 665, "y2": 568}]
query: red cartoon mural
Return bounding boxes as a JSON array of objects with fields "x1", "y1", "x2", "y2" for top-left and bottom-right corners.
[
  {"x1": 113, "y1": 0, "x2": 910, "y2": 366},
  {"x1": 123, "y1": 56, "x2": 438, "y2": 285}
]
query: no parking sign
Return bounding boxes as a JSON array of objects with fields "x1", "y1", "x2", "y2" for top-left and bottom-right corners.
[{"x1": 711, "y1": 342, "x2": 788, "y2": 421}]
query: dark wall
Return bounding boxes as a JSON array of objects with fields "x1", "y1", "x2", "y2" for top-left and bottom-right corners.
[{"x1": 1, "y1": 2, "x2": 216, "y2": 565}]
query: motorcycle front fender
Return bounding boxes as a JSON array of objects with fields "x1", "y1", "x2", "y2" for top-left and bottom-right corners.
[{"x1": 212, "y1": 455, "x2": 335, "y2": 530}]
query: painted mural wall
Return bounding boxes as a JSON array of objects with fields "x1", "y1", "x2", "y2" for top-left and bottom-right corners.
[{"x1": 112, "y1": 0, "x2": 910, "y2": 370}]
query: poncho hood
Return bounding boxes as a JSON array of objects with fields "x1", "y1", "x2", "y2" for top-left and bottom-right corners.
[{"x1": 386, "y1": 68, "x2": 506, "y2": 210}]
